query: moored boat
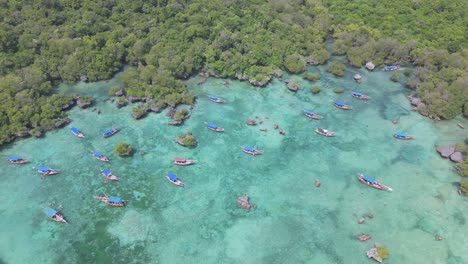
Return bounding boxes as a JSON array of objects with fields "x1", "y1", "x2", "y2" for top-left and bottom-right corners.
[
  {"x1": 351, "y1": 92, "x2": 370, "y2": 100},
  {"x1": 315, "y1": 128, "x2": 335, "y2": 137},
  {"x1": 173, "y1": 157, "x2": 196, "y2": 166},
  {"x1": 101, "y1": 169, "x2": 119, "y2": 181},
  {"x1": 205, "y1": 122, "x2": 224, "y2": 132},
  {"x1": 303, "y1": 110, "x2": 322, "y2": 120},
  {"x1": 34, "y1": 166, "x2": 59, "y2": 175},
  {"x1": 384, "y1": 65, "x2": 400, "y2": 71},
  {"x1": 94, "y1": 195, "x2": 126, "y2": 206},
  {"x1": 207, "y1": 95, "x2": 225, "y2": 103},
  {"x1": 102, "y1": 127, "x2": 119, "y2": 138},
  {"x1": 70, "y1": 127, "x2": 85, "y2": 138},
  {"x1": 166, "y1": 172, "x2": 185, "y2": 186},
  {"x1": 43, "y1": 207, "x2": 67, "y2": 223},
  {"x1": 241, "y1": 146, "x2": 263, "y2": 156},
  {"x1": 393, "y1": 131, "x2": 413, "y2": 140},
  {"x1": 357, "y1": 173, "x2": 392, "y2": 191},
  {"x1": 333, "y1": 100, "x2": 352, "y2": 110},
  {"x1": 91, "y1": 151, "x2": 110, "y2": 162},
  {"x1": 7, "y1": 155, "x2": 29, "y2": 164}
]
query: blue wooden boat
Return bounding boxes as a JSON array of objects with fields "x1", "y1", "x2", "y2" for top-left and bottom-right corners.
[
  {"x1": 393, "y1": 132, "x2": 413, "y2": 140},
  {"x1": 351, "y1": 92, "x2": 370, "y2": 100},
  {"x1": 70, "y1": 127, "x2": 85, "y2": 138},
  {"x1": 94, "y1": 195, "x2": 126, "y2": 206},
  {"x1": 207, "y1": 95, "x2": 225, "y2": 103},
  {"x1": 102, "y1": 127, "x2": 118, "y2": 138},
  {"x1": 303, "y1": 110, "x2": 322, "y2": 120},
  {"x1": 205, "y1": 122, "x2": 224, "y2": 132},
  {"x1": 384, "y1": 65, "x2": 400, "y2": 71},
  {"x1": 166, "y1": 172, "x2": 184, "y2": 186},
  {"x1": 34, "y1": 166, "x2": 59, "y2": 175},
  {"x1": 242, "y1": 146, "x2": 263, "y2": 156},
  {"x1": 357, "y1": 173, "x2": 392, "y2": 191},
  {"x1": 91, "y1": 151, "x2": 109, "y2": 162},
  {"x1": 43, "y1": 207, "x2": 67, "y2": 223},
  {"x1": 101, "y1": 169, "x2": 119, "y2": 181},
  {"x1": 333, "y1": 100, "x2": 352, "y2": 110},
  {"x1": 7, "y1": 155, "x2": 29, "y2": 164}
]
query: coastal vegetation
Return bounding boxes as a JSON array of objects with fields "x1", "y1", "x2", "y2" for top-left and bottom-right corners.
[
  {"x1": 113, "y1": 142, "x2": 133, "y2": 156},
  {"x1": 0, "y1": 0, "x2": 467, "y2": 147},
  {"x1": 304, "y1": 72, "x2": 320, "y2": 82},
  {"x1": 175, "y1": 132, "x2": 196, "y2": 147},
  {"x1": 310, "y1": 86, "x2": 321, "y2": 94}
]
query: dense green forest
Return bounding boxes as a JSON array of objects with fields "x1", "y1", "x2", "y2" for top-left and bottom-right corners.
[{"x1": 0, "y1": 0, "x2": 467, "y2": 146}]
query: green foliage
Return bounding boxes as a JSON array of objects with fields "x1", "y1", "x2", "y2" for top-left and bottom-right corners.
[
  {"x1": 109, "y1": 86, "x2": 122, "y2": 96},
  {"x1": 174, "y1": 109, "x2": 189, "y2": 121},
  {"x1": 390, "y1": 73, "x2": 399, "y2": 82},
  {"x1": 176, "y1": 131, "x2": 196, "y2": 147},
  {"x1": 334, "y1": 87, "x2": 345, "y2": 94},
  {"x1": 284, "y1": 54, "x2": 305, "y2": 73},
  {"x1": 311, "y1": 86, "x2": 321, "y2": 94},
  {"x1": 403, "y1": 69, "x2": 411, "y2": 77},
  {"x1": 304, "y1": 72, "x2": 320, "y2": 82},
  {"x1": 113, "y1": 142, "x2": 133, "y2": 156},
  {"x1": 327, "y1": 61, "x2": 345, "y2": 77},
  {"x1": 376, "y1": 245, "x2": 389, "y2": 260},
  {"x1": 460, "y1": 179, "x2": 468, "y2": 195}
]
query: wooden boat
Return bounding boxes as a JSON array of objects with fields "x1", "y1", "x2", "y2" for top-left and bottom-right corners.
[
  {"x1": 393, "y1": 132, "x2": 414, "y2": 140},
  {"x1": 357, "y1": 173, "x2": 393, "y2": 191},
  {"x1": 7, "y1": 155, "x2": 29, "y2": 164},
  {"x1": 458, "y1": 123, "x2": 465, "y2": 129},
  {"x1": 333, "y1": 100, "x2": 352, "y2": 110},
  {"x1": 205, "y1": 122, "x2": 224, "y2": 132},
  {"x1": 94, "y1": 195, "x2": 126, "y2": 206},
  {"x1": 173, "y1": 157, "x2": 196, "y2": 166},
  {"x1": 101, "y1": 169, "x2": 119, "y2": 181},
  {"x1": 303, "y1": 110, "x2": 322, "y2": 120},
  {"x1": 315, "y1": 128, "x2": 335, "y2": 137},
  {"x1": 384, "y1": 65, "x2": 400, "y2": 71},
  {"x1": 34, "y1": 166, "x2": 59, "y2": 175},
  {"x1": 246, "y1": 118, "x2": 257, "y2": 126},
  {"x1": 70, "y1": 127, "x2": 85, "y2": 138},
  {"x1": 102, "y1": 127, "x2": 119, "y2": 138},
  {"x1": 241, "y1": 146, "x2": 263, "y2": 156},
  {"x1": 91, "y1": 151, "x2": 110, "y2": 162},
  {"x1": 351, "y1": 92, "x2": 370, "y2": 100},
  {"x1": 207, "y1": 95, "x2": 225, "y2": 103},
  {"x1": 43, "y1": 207, "x2": 67, "y2": 223},
  {"x1": 166, "y1": 172, "x2": 184, "y2": 186}
]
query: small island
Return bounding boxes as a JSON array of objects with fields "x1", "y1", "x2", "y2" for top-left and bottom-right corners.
[
  {"x1": 175, "y1": 132, "x2": 197, "y2": 147},
  {"x1": 113, "y1": 142, "x2": 133, "y2": 156}
]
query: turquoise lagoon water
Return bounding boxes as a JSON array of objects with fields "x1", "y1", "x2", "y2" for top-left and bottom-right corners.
[{"x1": 0, "y1": 66, "x2": 467, "y2": 264}]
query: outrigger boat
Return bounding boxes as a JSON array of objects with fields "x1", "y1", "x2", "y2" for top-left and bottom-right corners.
[
  {"x1": 384, "y1": 65, "x2": 400, "y2": 71},
  {"x1": 393, "y1": 131, "x2": 414, "y2": 140},
  {"x1": 70, "y1": 127, "x2": 85, "y2": 138},
  {"x1": 91, "y1": 151, "x2": 110, "y2": 162},
  {"x1": 101, "y1": 169, "x2": 119, "y2": 181},
  {"x1": 102, "y1": 127, "x2": 118, "y2": 138},
  {"x1": 241, "y1": 146, "x2": 263, "y2": 156},
  {"x1": 207, "y1": 95, "x2": 225, "y2": 103},
  {"x1": 43, "y1": 207, "x2": 67, "y2": 223},
  {"x1": 7, "y1": 155, "x2": 29, "y2": 164},
  {"x1": 333, "y1": 100, "x2": 352, "y2": 110},
  {"x1": 173, "y1": 157, "x2": 196, "y2": 166},
  {"x1": 303, "y1": 110, "x2": 322, "y2": 120},
  {"x1": 94, "y1": 194, "x2": 126, "y2": 206},
  {"x1": 315, "y1": 128, "x2": 335, "y2": 137},
  {"x1": 34, "y1": 166, "x2": 59, "y2": 175},
  {"x1": 351, "y1": 92, "x2": 370, "y2": 100},
  {"x1": 205, "y1": 122, "x2": 224, "y2": 132},
  {"x1": 166, "y1": 172, "x2": 185, "y2": 186},
  {"x1": 357, "y1": 173, "x2": 393, "y2": 191}
]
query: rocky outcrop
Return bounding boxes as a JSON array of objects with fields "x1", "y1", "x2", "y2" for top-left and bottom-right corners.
[
  {"x1": 237, "y1": 193, "x2": 255, "y2": 209},
  {"x1": 407, "y1": 95, "x2": 424, "y2": 107},
  {"x1": 285, "y1": 79, "x2": 299, "y2": 91},
  {"x1": 357, "y1": 234, "x2": 371, "y2": 241},
  {"x1": 54, "y1": 118, "x2": 71, "y2": 128},
  {"x1": 246, "y1": 119, "x2": 257, "y2": 126},
  {"x1": 114, "y1": 88, "x2": 125, "y2": 97},
  {"x1": 450, "y1": 152, "x2": 464, "y2": 163},
  {"x1": 365, "y1": 62, "x2": 375, "y2": 71},
  {"x1": 436, "y1": 145, "x2": 455, "y2": 158},
  {"x1": 76, "y1": 98, "x2": 92, "y2": 108},
  {"x1": 62, "y1": 99, "x2": 76, "y2": 110}
]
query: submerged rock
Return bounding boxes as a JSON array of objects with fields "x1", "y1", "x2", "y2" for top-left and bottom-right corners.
[
  {"x1": 357, "y1": 234, "x2": 371, "y2": 241},
  {"x1": 237, "y1": 193, "x2": 253, "y2": 209},
  {"x1": 450, "y1": 152, "x2": 463, "y2": 162},
  {"x1": 436, "y1": 145, "x2": 455, "y2": 158}
]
